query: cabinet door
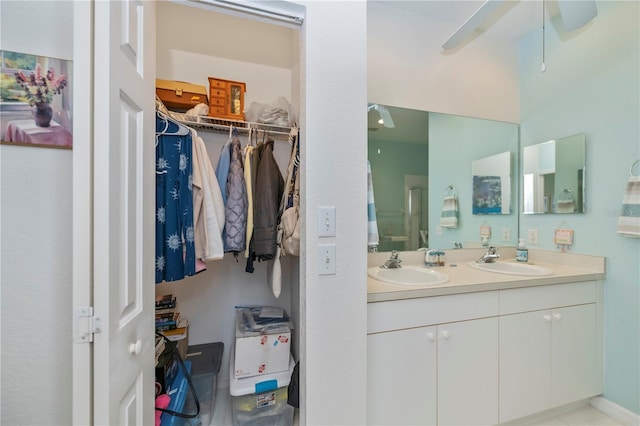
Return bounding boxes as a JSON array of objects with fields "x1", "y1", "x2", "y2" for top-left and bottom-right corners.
[
  {"x1": 500, "y1": 310, "x2": 552, "y2": 423},
  {"x1": 438, "y1": 317, "x2": 499, "y2": 426},
  {"x1": 368, "y1": 326, "x2": 437, "y2": 425},
  {"x1": 551, "y1": 303, "x2": 598, "y2": 407}
]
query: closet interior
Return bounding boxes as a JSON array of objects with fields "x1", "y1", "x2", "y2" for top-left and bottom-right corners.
[{"x1": 154, "y1": 2, "x2": 301, "y2": 424}]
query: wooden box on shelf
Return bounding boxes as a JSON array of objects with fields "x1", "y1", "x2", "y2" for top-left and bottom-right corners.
[
  {"x1": 207, "y1": 77, "x2": 246, "y2": 121},
  {"x1": 155, "y1": 79, "x2": 208, "y2": 111}
]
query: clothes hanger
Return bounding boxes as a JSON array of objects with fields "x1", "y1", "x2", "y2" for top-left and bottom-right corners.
[{"x1": 156, "y1": 110, "x2": 190, "y2": 136}]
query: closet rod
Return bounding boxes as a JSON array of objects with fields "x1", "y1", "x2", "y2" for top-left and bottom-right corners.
[
  {"x1": 169, "y1": 111, "x2": 295, "y2": 139},
  {"x1": 191, "y1": 0, "x2": 304, "y2": 26}
]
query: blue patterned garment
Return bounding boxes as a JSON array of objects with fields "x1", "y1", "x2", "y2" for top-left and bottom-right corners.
[{"x1": 155, "y1": 116, "x2": 196, "y2": 283}]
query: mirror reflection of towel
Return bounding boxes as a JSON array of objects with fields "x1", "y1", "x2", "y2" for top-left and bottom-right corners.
[
  {"x1": 439, "y1": 195, "x2": 459, "y2": 228},
  {"x1": 617, "y1": 176, "x2": 640, "y2": 238},
  {"x1": 556, "y1": 199, "x2": 575, "y2": 213},
  {"x1": 367, "y1": 161, "x2": 380, "y2": 246}
]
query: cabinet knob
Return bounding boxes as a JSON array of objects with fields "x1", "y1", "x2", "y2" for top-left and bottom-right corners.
[
  {"x1": 129, "y1": 340, "x2": 142, "y2": 355},
  {"x1": 427, "y1": 332, "x2": 435, "y2": 342},
  {"x1": 441, "y1": 330, "x2": 450, "y2": 340},
  {"x1": 544, "y1": 314, "x2": 552, "y2": 322},
  {"x1": 554, "y1": 313, "x2": 562, "y2": 321}
]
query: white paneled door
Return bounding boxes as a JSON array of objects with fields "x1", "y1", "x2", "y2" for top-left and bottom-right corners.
[{"x1": 91, "y1": 0, "x2": 156, "y2": 423}]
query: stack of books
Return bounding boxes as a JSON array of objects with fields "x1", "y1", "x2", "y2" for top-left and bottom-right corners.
[{"x1": 155, "y1": 294, "x2": 189, "y2": 342}]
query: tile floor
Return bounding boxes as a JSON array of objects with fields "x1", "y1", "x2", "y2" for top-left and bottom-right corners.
[
  {"x1": 522, "y1": 405, "x2": 623, "y2": 426},
  {"x1": 214, "y1": 393, "x2": 625, "y2": 426}
]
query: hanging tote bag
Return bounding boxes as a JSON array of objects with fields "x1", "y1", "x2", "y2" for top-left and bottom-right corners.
[{"x1": 281, "y1": 129, "x2": 300, "y2": 256}]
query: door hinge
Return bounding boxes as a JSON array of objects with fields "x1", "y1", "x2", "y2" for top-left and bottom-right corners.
[{"x1": 74, "y1": 307, "x2": 102, "y2": 343}]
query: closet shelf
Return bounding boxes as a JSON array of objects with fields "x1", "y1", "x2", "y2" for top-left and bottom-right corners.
[{"x1": 169, "y1": 111, "x2": 294, "y2": 138}]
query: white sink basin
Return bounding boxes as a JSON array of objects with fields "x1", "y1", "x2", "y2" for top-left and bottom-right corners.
[
  {"x1": 368, "y1": 265, "x2": 450, "y2": 286},
  {"x1": 468, "y1": 261, "x2": 553, "y2": 277}
]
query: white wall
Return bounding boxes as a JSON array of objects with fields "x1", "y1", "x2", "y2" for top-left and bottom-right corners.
[
  {"x1": 367, "y1": 2, "x2": 520, "y2": 123},
  {"x1": 0, "y1": 1, "x2": 73, "y2": 424},
  {"x1": 297, "y1": 1, "x2": 368, "y2": 424},
  {"x1": 156, "y1": 1, "x2": 297, "y2": 108}
]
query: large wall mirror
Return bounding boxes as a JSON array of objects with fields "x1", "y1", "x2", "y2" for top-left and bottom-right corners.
[
  {"x1": 522, "y1": 133, "x2": 586, "y2": 214},
  {"x1": 368, "y1": 105, "x2": 519, "y2": 252}
]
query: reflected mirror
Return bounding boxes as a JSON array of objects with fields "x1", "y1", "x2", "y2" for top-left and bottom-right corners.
[
  {"x1": 522, "y1": 133, "x2": 586, "y2": 214},
  {"x1": 368, "y1": 105, "x2": 519, "y2": 252}
]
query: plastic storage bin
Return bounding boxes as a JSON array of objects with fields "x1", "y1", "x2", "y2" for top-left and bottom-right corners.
[
  {"x1": 183, "y1": 342, "x2": 224, "y2": 426},
  {"x1": 160, "y1": 361, "x2": 193, "y2": 426},
  {"x1": 229, "y1": 345, "x2": 295, "y2": 426},
  {"x1": 161, "y1": 342, "x2": 224, "y2": 426}
]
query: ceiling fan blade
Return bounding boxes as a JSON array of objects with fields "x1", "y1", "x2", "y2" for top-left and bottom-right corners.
[
  {"x1": 442, "y1": 0, "x2": 508, "y2": 50},
  {"x1": 378, "y1": 106, "x2": 395, "y2": 128},
  {"x1": 557, "y1": 0, "x2": 597, "y2": 32}
]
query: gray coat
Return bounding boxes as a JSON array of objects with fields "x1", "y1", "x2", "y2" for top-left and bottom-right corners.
[{"x1": 224, "y1": 136, "x2": 247, "y2": 254}]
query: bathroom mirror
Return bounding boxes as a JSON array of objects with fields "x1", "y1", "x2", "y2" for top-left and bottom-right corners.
[
  {"x1": 522, "y1": 133, "x2": 586, "y2": 214},
  {"x1": 472, "y1": 151, "x2": 512, "y2": 215},
  {"x1": 368, "y1": 105, "x2": 519, "y2": 251}
]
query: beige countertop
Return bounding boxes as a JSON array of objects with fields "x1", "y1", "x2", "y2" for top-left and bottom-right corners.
[{"x1": 367, "y1": 248, "x2": 606, "y2": 303}]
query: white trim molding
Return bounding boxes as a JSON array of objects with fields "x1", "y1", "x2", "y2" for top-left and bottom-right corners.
[{"x1": 590, "y1": 396, "x2": 640, "y2": 426}]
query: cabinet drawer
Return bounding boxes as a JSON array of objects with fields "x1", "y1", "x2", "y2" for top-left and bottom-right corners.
[
  {"x1": 210, "y1": 88, "x2": 226, "y2": 98},
  {"x1": 209, "y1": 97, "x2": 226, "y2": 107},
  {"x1": 368, "y1": 291, "x2": 499, "y2": 334},
  {"x1": 208, "y1": 106, "x2": 226, "y2": 116},
  {"x1": 209, "y1": 79, "x2": 225, "y2": 89},
  {"x1": 500, "y1": 281, "x2": 596, "y2": 315}
]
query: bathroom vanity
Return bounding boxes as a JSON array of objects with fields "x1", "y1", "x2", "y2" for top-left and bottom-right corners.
[{"x1": 367, "y1": 249, "x2": 605, "y2": 425}]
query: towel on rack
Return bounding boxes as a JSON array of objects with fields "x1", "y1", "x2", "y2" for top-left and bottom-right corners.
[
  {"x1": 556, "y1": 199, "x2": 576, "y2": 214},
  {"x1": 439, "y1": 194, "x2": 459, "y2": 228},
  {"x1": 617, "y1": 176, "x2": 640, "y2": 238},
  {"x1": 367, "y1": 161, "x2": 379, "y2": 247}
]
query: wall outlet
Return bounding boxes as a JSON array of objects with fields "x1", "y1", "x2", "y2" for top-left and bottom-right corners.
[
  {"x1": 528, "y1": 229, "x2": 539, "y2": 245},
  {"x1": 502, "y1": 228, "x2": 511, "y2": 242}
]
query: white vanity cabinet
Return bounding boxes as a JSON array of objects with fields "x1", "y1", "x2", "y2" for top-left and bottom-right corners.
[
  {"x1": 499, "y1": 281, "x2": 601, "y2": 423},
  {"x1": 368, "y1": 279, "x2": 603, "y2": 425},
  {"x1": 367, "y1": 291, "x2": 499, "y2": 425}
]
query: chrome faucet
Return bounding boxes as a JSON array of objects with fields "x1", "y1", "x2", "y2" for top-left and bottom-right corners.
[
  {"x1": 381, "y1": 250, "x2": 402, "y2": 269},
  {"x1": 477, "y1": 246, "x2": 500, "y2": 263}
]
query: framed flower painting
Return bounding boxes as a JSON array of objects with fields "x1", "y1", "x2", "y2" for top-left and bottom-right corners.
[{"x1": 0, "y1": 50, "x2": 73, "y2": 149}]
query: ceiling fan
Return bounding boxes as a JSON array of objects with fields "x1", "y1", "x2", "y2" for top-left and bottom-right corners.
[
  {"x1": 368, "y1": 104, "x2": 395, "y2": 128},
  {"x1": 442, "y1": 0, "x2": 598, "y2": 50}
]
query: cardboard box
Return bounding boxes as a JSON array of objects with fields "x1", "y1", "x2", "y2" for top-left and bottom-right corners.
[{"x1": 234, "y1": 308, "x2": 291, "y2": 378}]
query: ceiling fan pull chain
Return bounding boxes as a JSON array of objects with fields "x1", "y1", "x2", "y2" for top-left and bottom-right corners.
[{"x1": 541, "y1": 0, "x2": 547, "y2": 72}]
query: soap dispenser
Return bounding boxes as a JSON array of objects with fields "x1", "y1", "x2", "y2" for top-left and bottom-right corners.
[
  {"x1": 516, "y1": 238, "x2": 528, "y2": 262},
  {"x1": 425, "y1": 249, "x2": 438, "y2": 267}
]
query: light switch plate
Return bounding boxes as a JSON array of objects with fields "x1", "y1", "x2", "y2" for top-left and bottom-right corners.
[
  {"x1": 502, "y1": 228, "x2": 511, "y2": 242},
  {"x1": 318, "y1": 244, "x2": 336, "y2": 275},
  {"x1": 528, "y1": 229, "x2": 539, "y2": 245},
  {"x1": 318, "y1": 206, "x2": 336, "y2": 237}
]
